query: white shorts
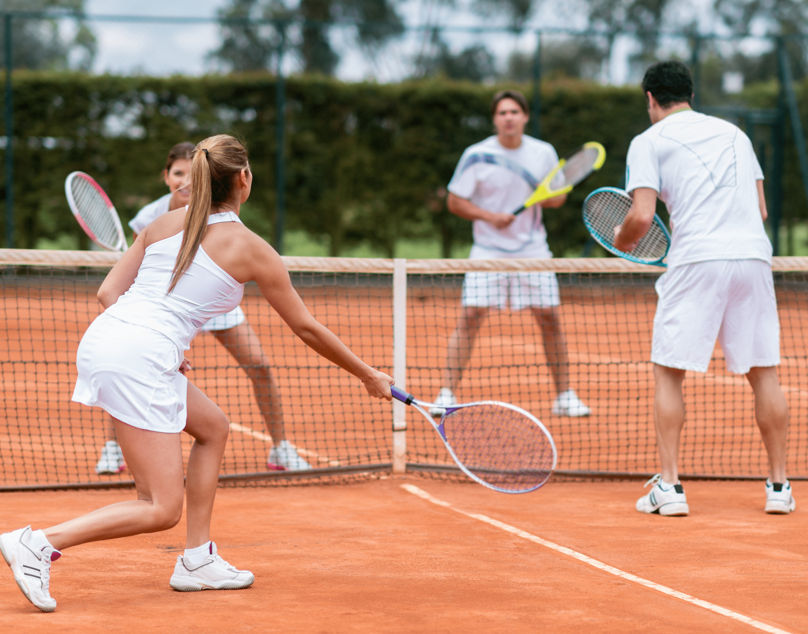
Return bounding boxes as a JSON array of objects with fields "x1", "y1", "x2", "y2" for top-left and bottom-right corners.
[
  {"x1": 461, "y1": 271, "x2": 560, "y2": 309},
  {"x1": 72, "y1": 314, "x2": 188, "y2": 433},
  {"x1": 651, "y1": 259, "x2": 780, "y2": 374},
  {"x1": 201, "y1": 306, "x2": 246, "y2": 332}
]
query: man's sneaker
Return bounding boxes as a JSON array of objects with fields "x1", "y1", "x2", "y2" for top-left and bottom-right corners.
[
  {"x1": 268, "y1": 440, "x2": 312, "y2": 471},
  {"x1": 0, "y1": 526, "x2": 61, "y2": 612},
  {"x1": 552, "y1": 389, "x2": 591, "y2": 417},
  {"x1": 95, "y1": 440, "x2": 125, "y2": 475},
  {"x1": 636, "y1": 474, "x2": 689, "y2": 516},
  {"x1": 765, "y1": 480, "x2": 796, "y2": 514},
  {"x1": 169, "y1": 542, "x2": 254, "y2": 592},
  {"x1": 429, "y1": 388, "x2": 456, "y2": 417}
]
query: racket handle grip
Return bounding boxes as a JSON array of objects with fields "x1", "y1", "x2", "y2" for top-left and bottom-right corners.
[{"x1": 390, "y1": 385, "x2": 413, "y2": 404}]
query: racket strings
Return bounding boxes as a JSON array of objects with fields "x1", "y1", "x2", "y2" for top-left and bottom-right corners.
[
  {"x1": 442, "y1": 404, "x2": 555, "y2": 492},
  {"x1": 69, "y1": 177, "x2": 121, "y2": 249},
  {"x1": 558, "y1": 147, "x2": 600, "y2": 187},
  {"x1": 584, "y1": 191, "x2": 668, "y2": 260}
]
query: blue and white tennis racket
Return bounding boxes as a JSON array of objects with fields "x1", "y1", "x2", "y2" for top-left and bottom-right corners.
[
  {"x1": 583, "y1": 186, "x2": 670, "y2": 267},
  {"x1": 391, "y1": 386, "x2": 557, "y2": 494}
]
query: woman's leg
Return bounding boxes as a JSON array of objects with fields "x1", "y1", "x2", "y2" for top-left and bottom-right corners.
[
  {"x1": 169, "y1": 382, "x2": 254, "y2": 592},
  {"x1": 44, "y1": 422, "x2": 186, "y2": 551},
  {"x1": 182, "y1": 381, "x2": 230, "y2": 548},
  {"x1": 212, "y1": 321, "x2": 285, "y2": 441}
]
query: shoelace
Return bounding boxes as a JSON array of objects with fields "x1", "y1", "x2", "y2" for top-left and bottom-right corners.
[{"x1": 212, "y1": 554, "x2": 240, "y2": 573}]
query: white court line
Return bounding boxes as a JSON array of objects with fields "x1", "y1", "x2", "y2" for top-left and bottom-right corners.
[
  {"x1": 401, "y1": 484, "x2": 791, "y2": 634},
  {"x1": 228, "y1": 422, "x2": 341, "y2": 467}
]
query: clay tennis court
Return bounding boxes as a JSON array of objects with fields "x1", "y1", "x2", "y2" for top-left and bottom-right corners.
[
  {"x1": 0, "y1": 254, "x2": 805, "y2": 630},
  {"x1": 1, "y1": 479, "x2": 804, "y2": 632}
]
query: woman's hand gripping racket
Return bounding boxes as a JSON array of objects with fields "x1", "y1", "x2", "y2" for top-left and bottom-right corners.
[
  {"x1": 391, "y1": 386, "x2": 557, "y2": 494},
  {"x1": 582, "y1": 186, "x2": 670, "y2": 266},
  {"x1": 65, "y1": 171, "x2": 128, "y2": 252},
  {"x1": 513, "y1": 141, "x2": 606, "y2": 216}
]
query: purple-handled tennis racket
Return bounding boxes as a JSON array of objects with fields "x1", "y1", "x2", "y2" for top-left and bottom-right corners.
[{"x1": 391, "y1": 386, "x2": 557, "y2": 494}]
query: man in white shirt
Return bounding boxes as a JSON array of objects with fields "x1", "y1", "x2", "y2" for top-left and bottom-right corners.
[
  {"x1": 615, "y1": 61, "x2": 793, "y2": 516},
  {"x1": 431, "y1": 89, "x2": 590, "y2": 419}
]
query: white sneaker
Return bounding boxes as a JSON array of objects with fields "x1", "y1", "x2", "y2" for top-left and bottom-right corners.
[
  {"x1": 169, "y1": 542, "x2": 254, "y2": 592},
  {"x1": 552, "y1": 389, "x2": 591, "y2": 417},
  {"x1": 0, "y1": 526, "x2": 61, "y2": 612},
  {"x1": 636, "y1": 474, "x2": 689, "y2": 516},
  {"x1": 765, "y1": 480, "x2": 796, "y2": 514},
  {"x1": 95, "y1": 440, "x2": 125, "y2": 475},
  {"x1": 268, "y1": 440, "x2": 312, "y2": 471},
  {"x1": 429, "y1": 388, "x2": 456, "y2": 417}
]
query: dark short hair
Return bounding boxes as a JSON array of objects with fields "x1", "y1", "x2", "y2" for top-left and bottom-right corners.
[
  {"x1": 490, "y1": 89, "x2": 529, "y2": 116},
  {"x1": 164, "y1": 141, "x2": 195, "y2": 172},
  {"x1": 642, "y1": 61, "x2": 693, "y2": 108}
]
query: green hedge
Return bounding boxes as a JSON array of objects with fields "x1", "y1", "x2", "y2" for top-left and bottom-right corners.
[{"x1": 0, "y1": 72, "x2": 798, "y2": 255}]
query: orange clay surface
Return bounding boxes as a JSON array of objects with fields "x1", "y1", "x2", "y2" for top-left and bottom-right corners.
[{"x1": 0, "y1": 477, "x2": 805, "y2": 633}]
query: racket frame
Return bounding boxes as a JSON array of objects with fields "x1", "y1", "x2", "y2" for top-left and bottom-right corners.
[
  {"x1": 513, "y1": 141, "x2": 607, "y2": 216},
  {"x1": 391, "y1": 385, "x2": 557, "y2": 494},
  {"x1": 582, "y1": 186, "x2": 671, "y2": 267},
  {"x1": 65, "y1": 171, "x2": 128, "y2": 252}
]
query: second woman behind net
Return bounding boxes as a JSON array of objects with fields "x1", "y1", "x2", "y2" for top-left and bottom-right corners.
[{"x1": 96, "y1": 141, "x2": 312, "y2": 474}]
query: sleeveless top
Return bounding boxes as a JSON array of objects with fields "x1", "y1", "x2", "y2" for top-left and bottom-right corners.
[{"x1": 105, "y1": 211, "x2": 245, "y2": 351}]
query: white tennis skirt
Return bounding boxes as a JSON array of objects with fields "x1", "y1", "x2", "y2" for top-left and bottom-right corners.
[{"x1": 72, "y1": 313, "x2": 188, "y2": 433}]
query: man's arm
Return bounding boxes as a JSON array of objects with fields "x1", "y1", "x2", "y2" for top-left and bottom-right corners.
[
  {"x1": 756, "y1": 180, "x2": 768, "y2": 221},
  {"x1": 541, "y1": 193, "x2": 567, "y2": 209},
  {"x1": 447, "y1": 192, "x2": 515, "y2": 230},
  {"x1": 614, "y1": 187, "x2": 658, "y2": 252}
]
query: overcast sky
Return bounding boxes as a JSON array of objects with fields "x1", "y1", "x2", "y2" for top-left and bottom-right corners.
[
  {"x1": 83, "y1": 1, "x2": 226, "y2": 75},
  {"x1": 81, "y1": 0, "x2": 595, "y2": 80},
  {"x1": 79, "y1": 1, "x2": 734, "y2": 84}
]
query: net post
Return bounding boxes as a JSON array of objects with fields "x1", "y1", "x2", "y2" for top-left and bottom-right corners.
[{"x1": 391, "y1": 258, "x2": 407, "y2": 474}]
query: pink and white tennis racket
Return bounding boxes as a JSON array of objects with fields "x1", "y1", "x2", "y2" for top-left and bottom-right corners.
[{"x1": 65, "y1": 171, "x2": 127, "y2": 252}]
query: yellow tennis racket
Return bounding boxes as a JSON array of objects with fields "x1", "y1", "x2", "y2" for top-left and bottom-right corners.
[{"x1": 513, "y1": 141, "x2": 606, "y2": 215}]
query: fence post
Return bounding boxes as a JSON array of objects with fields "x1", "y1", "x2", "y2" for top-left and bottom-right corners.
[
  {"x1": 690, "y1": 34, "x2": 701, "y2": 110},
  {"x1": 3, "y1": 13, "x2": 13, "y2": 248},
  {"x1": 391, "y1": 258, "x2": 407, "y2": 474},
  {"x1": 274, "y1": 20, "x2": 287, "y2": 254},
  {"x1": 530, "y1": 29, "x2": 541, "y2": 139}
]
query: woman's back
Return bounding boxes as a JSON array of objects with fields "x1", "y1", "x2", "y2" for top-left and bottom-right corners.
[{"x1": 106, "y1": 210, "x2": 245, "y2": 350}]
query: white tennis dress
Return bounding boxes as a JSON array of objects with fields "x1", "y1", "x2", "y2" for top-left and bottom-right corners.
[
  {"x1": 130, "y1": 194, "x2": 246, "y2": 331},
  {"x1": 72, "y1": 212, "x2": 245, "y2": 433}
]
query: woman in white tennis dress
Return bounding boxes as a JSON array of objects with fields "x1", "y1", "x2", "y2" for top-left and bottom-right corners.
[
  {"x1": 0, "y1": 134, "x2": 393, "y2": 612},
  {"x1": 96, "y1": 141, "x2": 311, "y2": 474}
]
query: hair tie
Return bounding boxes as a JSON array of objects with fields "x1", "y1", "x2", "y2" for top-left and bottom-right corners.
[{"x1": 202, "y1": 148, "x2": 209, "y2": 159}]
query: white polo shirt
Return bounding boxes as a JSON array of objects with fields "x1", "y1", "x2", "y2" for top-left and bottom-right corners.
[
  {"x1": 448, "y1": 135, "x2": 559, "y2": 257},
  {"x1": 625, "y1": 110, "x2": 772, "y2": 267},
  {"x1": 129, "y1": 193, "x2": 172, "y2": 235}
]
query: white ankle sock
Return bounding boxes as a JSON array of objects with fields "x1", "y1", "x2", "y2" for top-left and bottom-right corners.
[
  {"x1": 184, "y1": 541, "x2": 212, "y2": 565},
  {"x1": 29, "y1": 529, "x2": 54, "y2": 551}
]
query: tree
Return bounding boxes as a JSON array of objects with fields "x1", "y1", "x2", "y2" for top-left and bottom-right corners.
[
  {"x1": 713, "y1": 0, "x2": 808, "y2": 80},
  {"x1": 412, "y1": 28, "x2": 497, "y2": 82},
  {"x1": 211, "y1": 0, "x2": 404, "y2": 75},
  {"x1": 0, "y1": 0, "x2": 95, "y2": 71},
  {"x1": 209, "y1": 0, "x2": 286, "y2": 73},
  {"x1": 505, "y1": 39, "x2": 607, "y2": 82}
]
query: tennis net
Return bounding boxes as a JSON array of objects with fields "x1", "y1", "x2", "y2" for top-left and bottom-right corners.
[{"x1": 1, "y1": 249, "x2": 806, "y2": 490}]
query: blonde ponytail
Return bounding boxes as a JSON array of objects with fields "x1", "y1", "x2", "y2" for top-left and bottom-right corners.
[{"x1": 168, "y1": 134, "x2": 249, "y2": 292}]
